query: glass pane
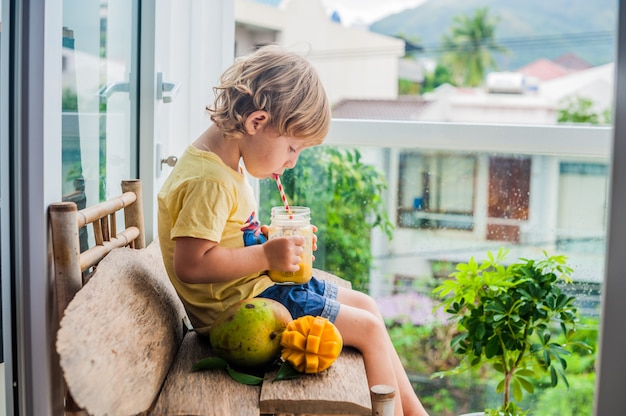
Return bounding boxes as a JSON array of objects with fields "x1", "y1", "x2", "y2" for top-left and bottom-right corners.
[
  {"x1": 62, "y1": 0, "x2": 135, "y2": 249},
  {"x1": 241, "y1": 1, "x2": 615, "y2": 414},
  {"x1": 259, "y1": 139, "x2": 605, "y2": 414}
]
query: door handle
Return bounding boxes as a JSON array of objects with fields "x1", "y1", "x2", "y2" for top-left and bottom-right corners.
[
  {"x1": 160, "y1": 155, "x2": 178, "y2": 168},
  {"x1": 156, "y1": 143, "x2": 177, "y2": 178},
  {"x1": 157, "y1": 72, "x2": 181, "y2": 103},
  {"x1": 98, "y1": 82, "x2": 130, "y2": 99}
]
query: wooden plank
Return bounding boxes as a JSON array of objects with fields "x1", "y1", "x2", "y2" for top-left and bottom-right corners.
[
  {"x1": 49, "y1": 202, "x2": 82, "y2": 321},
  {"x1": 313, "y1": 268, "x2": 351, "y2": 289},
  {"x1": 121, "y1": 179, "x2": 146, "y2": 248},
  {"x1": 151, "y1": 331, "x2": 261, "y2": 416},
  {"x1": 76, "y1": 191, "x2": 136, "y2": 228},
  {"x1": 259, "y1": 347, "x2": 371, "y2": 416},
  {"x1": 56, "y1": 244, "x2": 186, "y2": 416}
]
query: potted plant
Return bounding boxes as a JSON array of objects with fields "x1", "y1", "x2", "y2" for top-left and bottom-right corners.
[{"x1": 432, "y1": 248, "x2": 587, "y2": 416}]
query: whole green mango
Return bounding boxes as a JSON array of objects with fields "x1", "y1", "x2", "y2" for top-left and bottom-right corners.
[{"x1": 209, "y1": 298, "x2": 292, "y2": 369}]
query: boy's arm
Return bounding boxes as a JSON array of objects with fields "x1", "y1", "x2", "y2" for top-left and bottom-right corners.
[{"x1": 174, "y1": 235, "x2": 304, "y2": 284}]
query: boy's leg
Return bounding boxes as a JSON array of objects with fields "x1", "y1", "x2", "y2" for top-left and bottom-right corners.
[
  {"x1": 333, "y1": 302, "x2": 405, "y2": 416},
  {"x1": 336, "y1": 287, "x2": 429, "y2": 416}
]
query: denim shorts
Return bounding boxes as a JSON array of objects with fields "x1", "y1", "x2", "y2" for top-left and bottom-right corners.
[{"x1": 256, "y1": 276, "x2": 341, "y2": 323}]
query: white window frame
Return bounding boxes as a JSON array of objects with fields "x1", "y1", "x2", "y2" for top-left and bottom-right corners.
[{"x1": 1, "y1": 0, "x2": 625, "y2": 414}]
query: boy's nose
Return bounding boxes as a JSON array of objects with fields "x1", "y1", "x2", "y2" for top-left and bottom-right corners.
[{"x1": 285, "y1": 154, "x2": 299, "y2": 169}]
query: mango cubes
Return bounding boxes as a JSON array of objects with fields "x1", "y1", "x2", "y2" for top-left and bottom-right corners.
[{"x1": 280, "y1": 315, "x2": 343, "y2": 373}]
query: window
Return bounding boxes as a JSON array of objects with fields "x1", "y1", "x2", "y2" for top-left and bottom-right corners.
[{"x1": 398, "y1": 151, "x2": 476, "y2": 230}]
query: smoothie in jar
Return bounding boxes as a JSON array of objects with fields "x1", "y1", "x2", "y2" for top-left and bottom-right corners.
[{"x1": 267, "y1": 206, "x2": 313, "y2": 284}]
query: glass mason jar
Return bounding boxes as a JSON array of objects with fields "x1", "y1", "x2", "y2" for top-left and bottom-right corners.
[{"x1": 267, "y1": 206, "x2": 313, "y2": 284}]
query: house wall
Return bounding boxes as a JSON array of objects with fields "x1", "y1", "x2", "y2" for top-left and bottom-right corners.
[{"x1": 234, "y1": 0, "x2": 404, "y2": 105}]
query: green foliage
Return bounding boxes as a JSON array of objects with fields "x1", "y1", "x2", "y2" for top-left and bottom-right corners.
[
  {"x1": 533, "y1": 373, "x2": 595, "y2": 416},
  {"x1": 433, "y1": 248, "x2": 586, "y2": 415},
  {"x1": 259, "y1": 146, "x2": 393, "y2": 290},
  {"x1": 440, "y1": 7, "x2": 508, "y2": 87},
  {"x1": 399, "y1": 78, "x2": 421, "y2": 95},
  {"x1": 422, "y1": 64, "x2": 455, "y2": 93},
  {"x1": 62, "y1": 88, "x2": 79, "y2": 112},
  {"x1": 421, "y1": 387, "x2": 459, "y2": 415},
  {"x1": 558, "y1": 96, "x2": 612, "y2": 125},
  {"x1": 387, "y1": 322, "x2": 460, "y2": 375}
]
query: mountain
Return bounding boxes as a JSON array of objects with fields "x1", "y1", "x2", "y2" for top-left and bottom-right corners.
[{"x1": 369, "y1": 0, "x2": 617, "y2": 70}]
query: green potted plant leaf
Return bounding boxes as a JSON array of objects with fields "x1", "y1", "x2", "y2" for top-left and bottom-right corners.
[{"x1": 432, "y1": 248, "x2": 587, "y2": 416}]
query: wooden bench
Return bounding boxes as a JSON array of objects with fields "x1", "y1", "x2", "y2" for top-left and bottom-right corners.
[{"x1": 49, "y1": 179, "x2": 394, "y2": 416}]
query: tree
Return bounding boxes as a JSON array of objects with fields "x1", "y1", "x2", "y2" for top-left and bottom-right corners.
[
  {"x1": 259, "y1": 146, "x2": 393, "y2": 290},
  {"x1": 422, "y1": 64, "x2": 455, "y2": 93},
  {"x1": 441, "y1": 7, "x2": 508, "y2": 87}
]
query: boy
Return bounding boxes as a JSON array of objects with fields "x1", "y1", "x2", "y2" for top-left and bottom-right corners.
[{"x1": 158, "y1": 45, "x2": 429, "y2": 416}]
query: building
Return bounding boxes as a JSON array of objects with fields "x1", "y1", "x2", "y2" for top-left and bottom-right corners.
[{"x1": 235, "y1": 0, "x2": 405, "y2": 104}]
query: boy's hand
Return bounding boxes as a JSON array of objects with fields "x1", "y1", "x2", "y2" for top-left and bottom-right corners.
[
  {"x1": 263, "y1": 235, "x2": 305, "y2": 272},
  {"x1": 261, "y1": 224, "x2": 318, "y2": 259}
]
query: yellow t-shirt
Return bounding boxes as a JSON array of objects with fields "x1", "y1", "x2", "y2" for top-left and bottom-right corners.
[{"x1": 157, "y1": 145, "x2": 273, "y2": 335}]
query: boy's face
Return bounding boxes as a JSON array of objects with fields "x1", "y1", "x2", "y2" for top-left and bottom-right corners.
[{"x1": 240, "y1": 126, "x2": 309, "y2": 179}]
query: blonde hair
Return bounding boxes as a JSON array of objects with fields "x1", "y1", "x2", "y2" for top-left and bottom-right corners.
[{"x1": 207, "y1": 45, "x2": 331, "y2": 145}]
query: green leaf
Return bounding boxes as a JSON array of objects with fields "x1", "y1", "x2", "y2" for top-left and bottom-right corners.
[
  {"x1": 515, "y1": 368, "x2": 535, "y2": 377},
  {"x1": 485, "y1": 336, "x2": 500, "y2": 358},
  {"x1": 543, "y1": 350, "x2": 552, "y2": 367},
  {"x1": 476, "y1": 322, "x2": 486, "y2": 339},
  {"x1": 496, "y1": 378, "x2": 505, "y2": 393},
  {"x1": 516, "y1": 375, "x2": 534, "y2": 394},
  {"x1": 493, "y1": 314, "x2": 506, "y2": 322},
  {"x1": 192, "y1": 356, "x2": 263, "y2": 385},
  {"x1": 192, "y1": 356, "x2": 228, "y2": 371},
  {"x1": 225, "y1": 366, "x2": 264, "y2": 385},
  {"x1": 512, "y1": 378, "x2": 523, "y2": 402},
  {"x1": 273, "y1": 361, "x2": 302, "y2": 382}
]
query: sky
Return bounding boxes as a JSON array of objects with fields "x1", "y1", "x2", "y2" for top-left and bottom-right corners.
[{"x1": 320, "y1": 0, "x2": 430, "y2": 27}]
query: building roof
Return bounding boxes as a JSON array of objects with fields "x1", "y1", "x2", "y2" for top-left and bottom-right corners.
[
  {"x1": 332, "y1": 97, "x2": 431, "y2": 120},
  {"x1": 553, "y1": 52, "x2": 593, "y2": 71},
  {"x1": 516, "y1": 53, "x2": 593, "y2": 81},
  {"x1": 516, "y1": 58, "x2": 570, "y2": 81}
]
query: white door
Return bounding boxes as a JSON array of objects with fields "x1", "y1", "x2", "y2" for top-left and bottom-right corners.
[{"x1": 139, "y1": 0, "x2": 235, "y2": 242}]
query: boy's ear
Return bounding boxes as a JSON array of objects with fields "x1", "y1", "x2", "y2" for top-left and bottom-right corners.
[{"x1": 244, "y1": 110, "x2": 269, "y2": 135}]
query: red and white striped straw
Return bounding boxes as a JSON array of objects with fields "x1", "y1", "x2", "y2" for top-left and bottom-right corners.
[{"x1": 272, "y1": 174, "x2": 291, "y2": 213}]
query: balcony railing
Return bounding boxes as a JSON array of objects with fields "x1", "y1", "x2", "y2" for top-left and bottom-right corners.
[
  {"x1": 326, "y1": 119, "x2": 613, "y2": 295},
  {"x1": 326, "y1": 119, "x2": 612, "y2": 156}
]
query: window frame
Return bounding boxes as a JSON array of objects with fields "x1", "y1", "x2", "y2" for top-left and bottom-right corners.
[{"x1": 1, "y1": 0, "x2": 625, "y2": 413}]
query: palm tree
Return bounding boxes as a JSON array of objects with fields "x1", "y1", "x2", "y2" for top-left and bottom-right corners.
[{"x1": 441, "y1": 7, "x2": 508, "y2": 87}]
